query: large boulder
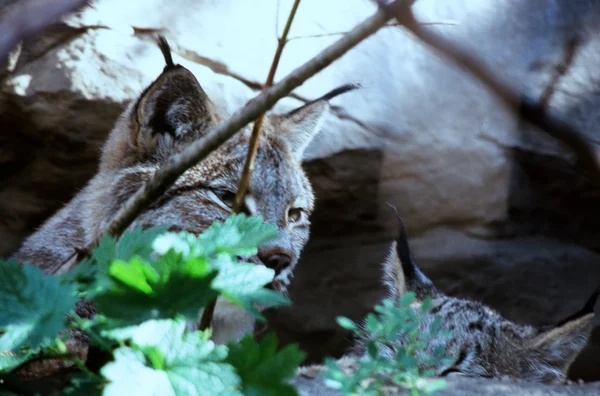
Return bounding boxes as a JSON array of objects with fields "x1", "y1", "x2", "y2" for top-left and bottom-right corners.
[{"x1": 2, "y1": 0, "x2": 600, "y2": 384}]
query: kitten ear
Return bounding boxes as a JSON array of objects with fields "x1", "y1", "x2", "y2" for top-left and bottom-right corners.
[
  {"x1": 523, "y1": 288, "x2": 598, "y2": 382},
  {"x1": 524, "y1": 314, "x2": 594, "y2": 382},
  {"x1": 382, "y1": 241, "x2": 407, "y2": 301},
  {"x1": 130, "y1": 36, "x2": 217, "y2": 162},
  {"x1": 275, "y1": 83, "x2": 360, "y2": 161},
  {"x1": 382, "y1": 206, "x2": 439, "y2": 301}
]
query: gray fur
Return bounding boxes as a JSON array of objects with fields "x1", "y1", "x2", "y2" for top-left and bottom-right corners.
[
  {"x1": 350, "y1": 222, "x2": 596, "y2": 384},
  {"x1": 13, "y1": 39, "x2": 330, "y2": 344}
]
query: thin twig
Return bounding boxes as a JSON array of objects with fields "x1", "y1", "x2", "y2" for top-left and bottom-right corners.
[
  {"x1": 0, "y1": 0, "x2": 89, "y2": 62},
  {"x1": 200, "y1": 0, "x2": 302, "y2": 332},
  {"x1": 538, "y1": 36, "x2": 582, "y2": 108},
  {"x1": 286, "y1": 20, "x2": 458, "y2": 42},
  {"x1": 232, "y1": 0, "x2": 302, "y2": 213},
  {"x1": 275, "y1": 0, "x2": 281, "y2": 38},
  {"x1": 378, "y1": 0, "x2": 600, "y2": 182},
  {"x1": 52, "y1": 0, "x2": 402, "y2": 277}
]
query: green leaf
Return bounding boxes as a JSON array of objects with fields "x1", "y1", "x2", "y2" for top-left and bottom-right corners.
[
  {"x1": 153, "y1": 232, "x2": 202, "y2": 259},
  {"x1": 108, "y1": 258, "x2": 159, "y2": 295},
  {"x1": 199, "y1": 214, "x2": 278, "y2": 257},
  {"x1": 101, "y1": 317, "x2": 186, "y2": 344},
  {"x1": 420, "y1": 297, "x2": 433, "y2": 313},
  {"x1": 367, "y1": 341, "x2": 379, "y2": 358},
  {"x1": 115, "y1": 225, "x2": 171, "y2": 262},
  {"x1": 222, "y1": 215, "x2": 278, "y2": 253},
  {"x1": 323, "y1": 289, "x2": 451, "y2": 396},
  {"x1": 101, "y1": 348, "x2": 175, "y2": 395},
  {"x1": 101, "y1": 319, "x2": 241, "y2": 396},
  {"x1": 211, "y1": 254, "x2": 289, "y2": 320},
  {"x1": 421, "y1": 378, "x2": 447, "y2": 394},
  {"x1": 94, "y1": 216, "x2": 280, "y2": 326},
  {"x1": 0, "y1": 259, "x2": 77, "y2": 352},
  {"x1": 94, "y1": 255, "x2": 218, "y2": 326},
  {"x1": 61, "y1": 372, "x2": 104, "y2": 396},
  {"x1": 336, "y1": 317, "x2": 358, "y2": 331},
  {"x1": 226, "y1": 334, "x2": 305, "y2": 396},
  {"x1": 62, "y1": 226, "x2": 169, "y2": 298},
  {"x1": 0, "y1": 349, "x2": 33, "y2": 372},
  {"x1": 399, "y1": 291, "x2": 416, "y2": 307}
]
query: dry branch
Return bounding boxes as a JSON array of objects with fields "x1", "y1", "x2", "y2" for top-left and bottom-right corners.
[
  {"x1": 378, "y1": 0, "x2": 600, "y2": 182},
  {"x1": 199, "y1": 0, "x2": 302, "y2": 332},
  {"x1": 286, "y1": 20, "x2": 458, "y2": 42},
  {"x1": 0, "y1": 0, "x2": 89, "y2": 63},
  {"x1": 539, "y1": 36, "x2": 582, "y2": 108},
  {"x1": 232, "y1": 0, "x2": 302, "y2": 213},
  {"x1": 53, "y1": 0, "x2": 405, "y2": 277}
]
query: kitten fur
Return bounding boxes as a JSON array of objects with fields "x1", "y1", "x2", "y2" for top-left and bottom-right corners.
[{"x1": 299, "y1": 214, "x2": 597, "y2": 384}]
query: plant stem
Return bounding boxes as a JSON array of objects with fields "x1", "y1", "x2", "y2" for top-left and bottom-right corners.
[
  {"x1": 200, "y1": 0, "x2": 302, "y2": 333},
  {"x1": 69, "y1": 317, "x2": 113, "y2": 353},
  {"x1": 231, "y1": 0, "x2": 301, "y2": 213},
  {"x1": 66, "y1": 355, "x2": 105, "y2": 383}
]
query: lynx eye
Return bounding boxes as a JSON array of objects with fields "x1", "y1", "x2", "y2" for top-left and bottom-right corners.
[
  {"x1": 213, "y1": 189, "x2": 236, "y2": 208},
  {"x1": 287, "y1": 207, "x2": 304, "y2": 223}
]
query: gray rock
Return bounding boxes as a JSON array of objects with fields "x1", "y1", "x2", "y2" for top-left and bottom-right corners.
[{"x1": 292, "y1": 375, "x2": 600, "y2": 396}]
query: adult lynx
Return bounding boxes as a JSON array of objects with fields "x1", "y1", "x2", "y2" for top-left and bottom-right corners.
[{"x1": 14, "y1": 36, "x2": 353, "y2": 343}]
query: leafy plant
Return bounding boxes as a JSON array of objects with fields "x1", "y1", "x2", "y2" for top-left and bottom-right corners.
[
  {"x1": 323, "y1": 292, "x2": 454, "y2": 396},
  {"x1": 0, "y1": 214, "x2": 305, "y2": 395},
  {"x1": 226, "y1": 333, "x2": 305, "y2": 396}
]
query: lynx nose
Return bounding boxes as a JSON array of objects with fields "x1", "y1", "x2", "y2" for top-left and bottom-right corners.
[{"x1": 258, "y1": 252, "x2": 292, "y2": 276}]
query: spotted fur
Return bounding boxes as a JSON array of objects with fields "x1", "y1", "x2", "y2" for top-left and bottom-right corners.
[
  {"x1": 351, "y1": 215, "x2": 597, "y2": 383},
  {"x1": 13, "y1": 36, "x2": 347, "y2": 344}
]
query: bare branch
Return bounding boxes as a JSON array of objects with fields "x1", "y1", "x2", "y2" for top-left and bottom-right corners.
[
  {"x1": 199, "y1": 0, "x2": 302, "y2": 332},
  {"x1": 53, "y1": 0, "x2": 402, "y2": 276},
  {"x1": 379, "y1": 0, "x2": 600, "y2": 182},
  {"x1": 286, "y1": 20, "x2": 458, "y2": 42},
  {"x1": 231, "y1": 0, "x2": 302, "y2": 213},
  {"x1": 539, "y1": 36, "x2": 582, "y2": 108},
  {"x1": 0, "y1": 0, "x2": 89, "y2": 62},
  {"x1": 275, "y1": 0, "x2": 281, "y2": 38}
]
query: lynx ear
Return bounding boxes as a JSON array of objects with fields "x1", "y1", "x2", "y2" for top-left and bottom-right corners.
[
  {"x1": 276, "y1": 83, "x2": 360, "y2": 161},
  {"x1": 382, "y1": 208, "x2": 439, "y2": 301},
  {"x1": 130, "y1": 36, "x2": 217, "y2": 162},
  {"x1": 276, "y1": 101, "x2": 329, "y2": 161},
  {"x1": 382, "y1": 241, "x2": 407, "y2": 301},
  {"x1": 523, "y1": 288, "x2": 598, "y2": 382},
  {"x1": 524, "y1": 314, "x2": 594, "y2": 382}
]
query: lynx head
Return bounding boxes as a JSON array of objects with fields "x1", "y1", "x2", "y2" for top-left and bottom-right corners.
[
  {"x1": 356, "y1": 212, "x2": 597, "y2": 383},
  {"x1": 85, "y1": 36, "x2": 357, "y2": 293}
]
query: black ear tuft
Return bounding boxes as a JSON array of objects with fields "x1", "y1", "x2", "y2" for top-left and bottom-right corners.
[
  {"x1": 385, "y1": 203, "x2": 440, "y2": 299},
  {"x1": 316, "y1": 82, "x2": 361, "y2": 102},
  {"x1": 554, "y1": 286, "x2": 600, "y2": 327},
  {"x1": 157, "y1": 35, "x2": 175, "y2": 69},
  {"x1": 274, "y1": 83, "x2": 359, "y2": 161},
  {"x1": 387, "y1": 203, "x2": 416, "y2": 282},
  {"x1": 286, "y1": 83, "x2": 361, "y2": 117}
]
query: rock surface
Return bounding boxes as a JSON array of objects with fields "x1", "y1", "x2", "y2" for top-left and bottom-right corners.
[
  {"x1": 2, "y1": 0, "x2": 600, "y2": 388},
  {"x1": 292, "y1": 375, "x2": 600, "y2": 396}
]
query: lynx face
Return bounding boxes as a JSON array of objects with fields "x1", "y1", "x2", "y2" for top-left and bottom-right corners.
[
  {"x1": 83, "y1": 40, "x2": 330, "y2": 294},
  {"x1": 353, "y1": 215, "x2": 597, "y2": 384},
  {"x1": 14, "y1": 37, "x2": 345, "y2": 343}
]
